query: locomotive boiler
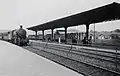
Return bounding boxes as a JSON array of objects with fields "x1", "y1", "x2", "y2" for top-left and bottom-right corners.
[
  {"x1": 13, "y1": 27, "x2": 28, "y2": 46},
  {"x1": 1, "y1": 26, "x2": 29, "y2": 46}
]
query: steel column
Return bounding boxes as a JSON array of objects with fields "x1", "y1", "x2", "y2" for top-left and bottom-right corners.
[
  {"x1": 51, "y1": 29, "x2": 54, "y2": 40},
  {"x1": 86, "y1": 24, "x2": 90, "y2": 40},
  {"x1": 42, "y1": 30, "x2": 44, "y2": 40},
  {"x1": 35, "y1": 30, "x2": 38, "y2": 38},
  {"x1": 65, "y1": 27, "x2": 68, "y2": 43}
]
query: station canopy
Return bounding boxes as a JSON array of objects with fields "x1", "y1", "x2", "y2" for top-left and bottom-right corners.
[{"x1": 27, "y1": 2, "x2": 120, "y2": 31}]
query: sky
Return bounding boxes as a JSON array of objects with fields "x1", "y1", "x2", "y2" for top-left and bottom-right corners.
[{"x1": 0, "y1": 0, "x2": 120, "y2": 34}]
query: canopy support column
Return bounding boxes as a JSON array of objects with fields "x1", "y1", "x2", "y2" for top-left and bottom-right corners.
[
  {"x1": 51, "y1": 29, "x2": 54, "y2": 41},
  {"x1": 64, "y1": 27, "x2": 68, "y2": 43},
  {"x1": 35, "y1": 30, "x2": 38, "y2": 39},
  {"x1": 86, "y1": 24, "x2": 90, "y2": 42},
  {"x1": 42, "y1": 30, "x2": 44, "y2": 40}
]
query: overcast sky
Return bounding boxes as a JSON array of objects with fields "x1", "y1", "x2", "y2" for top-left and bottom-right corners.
[{"x1": 0, "y1": 0, "x2": 120, "y2": 34}]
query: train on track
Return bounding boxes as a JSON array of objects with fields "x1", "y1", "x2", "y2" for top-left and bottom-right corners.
[{"x1": 0, "y1": 25, "x2": 29, "y2": 46}]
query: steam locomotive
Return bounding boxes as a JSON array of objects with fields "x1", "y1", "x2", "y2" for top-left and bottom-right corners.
[{"x1": 1, "y1": 26, "x2": 29, "y2": 46}]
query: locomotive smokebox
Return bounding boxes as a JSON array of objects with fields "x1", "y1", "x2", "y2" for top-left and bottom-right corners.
[{"x1": 16, "y1": 29, "x2": 26, "y2": 39}]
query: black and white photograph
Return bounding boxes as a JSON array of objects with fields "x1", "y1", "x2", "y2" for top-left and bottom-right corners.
[{"x1": 0, "y1": 0, "x2": 120, "y2": 76}]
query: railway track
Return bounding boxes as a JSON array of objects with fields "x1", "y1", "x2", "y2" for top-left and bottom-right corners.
[
  {"x1": 33, "y1": 41, "x2": 120, "y2": 60},
  {"x1": 31, "y1": 42, "x2": 120, "y2": 62},
  {"x1": 29, "y1": 41, "x2": 120, "y2": 73},
  {"x1": 23, "y1": 46, "x2": 120, "y2": 76},
  {"x1": 48, "y1": 44, "x2": 120, "y2": 63}
]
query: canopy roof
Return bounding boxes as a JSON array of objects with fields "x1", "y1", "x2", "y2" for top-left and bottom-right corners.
[{"x1": 27, "y1": 2, "x2": 120, "y2": 31}]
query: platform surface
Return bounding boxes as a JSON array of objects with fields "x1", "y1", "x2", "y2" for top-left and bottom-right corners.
[{"x1": 0, "y1": 40, "x2": 83, "y2": 76}]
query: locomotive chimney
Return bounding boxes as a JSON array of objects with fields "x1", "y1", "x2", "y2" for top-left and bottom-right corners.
[{"x1": 20, "y1": 25, "x2": 23, "y2": 29}]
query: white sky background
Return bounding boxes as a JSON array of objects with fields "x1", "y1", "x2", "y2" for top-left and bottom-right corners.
[{"x1": 0, "y1": 0, "x2": 120, "y2": 34}]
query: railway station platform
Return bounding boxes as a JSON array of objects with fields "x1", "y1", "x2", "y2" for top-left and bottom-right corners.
[
  {"x1": 30, "y1": 40, "x2": 120, "y2": 54},
  {"x1": 0, "y1": 40, "x2": 83, "y2": 76}
]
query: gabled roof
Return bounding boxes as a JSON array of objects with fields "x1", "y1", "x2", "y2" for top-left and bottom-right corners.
[{"x1": 27, "y1": 2, "x2": 120, "y2": 31}]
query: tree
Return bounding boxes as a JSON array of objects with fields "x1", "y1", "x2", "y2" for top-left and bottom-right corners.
[{"x1": 114, "y1": 29, "x2": 120, "y2": 33}]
